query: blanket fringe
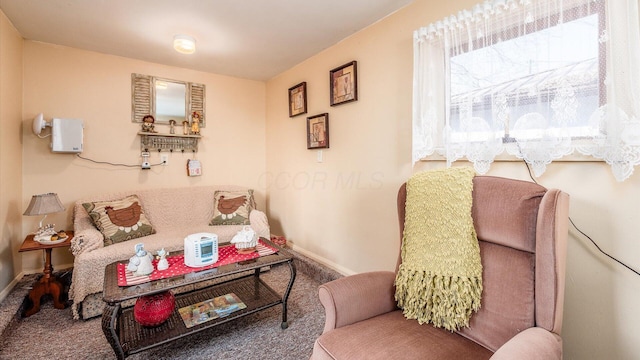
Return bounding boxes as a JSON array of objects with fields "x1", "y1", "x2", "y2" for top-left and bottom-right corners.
[{"x1": 395, "y1": 265, "x2": 482, "y2": 331}]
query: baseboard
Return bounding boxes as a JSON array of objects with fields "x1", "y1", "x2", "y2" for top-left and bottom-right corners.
[
  {"x1": 1, "y1": 262, "x2": 73, "y2": 303},
  {"x1": 289, "y1": 244, "x2": 356, "y2": 276},
  {"x1": 0, "y1": 271, "x2": 25, "y2": 304},
  {"x1": 20, "y1": 262, "x2": 74, "y2": 275}
]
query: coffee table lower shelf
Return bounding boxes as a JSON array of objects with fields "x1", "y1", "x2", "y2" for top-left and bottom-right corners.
[{"x1": 102, "y1": 275, "x2": 285, "y2": 358}]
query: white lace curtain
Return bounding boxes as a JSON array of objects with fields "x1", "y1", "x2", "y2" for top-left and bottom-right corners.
[{"x1": 412, "y1": 0, "x2": 640, "y2": 181}]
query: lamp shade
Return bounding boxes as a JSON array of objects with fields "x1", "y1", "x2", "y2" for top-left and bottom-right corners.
[
  {"x1": 23, "y1": 193, "x2": 65, "y2": 216},
  {"x1": 173, "y1": 35, "x2": 196, "y2": 54}
]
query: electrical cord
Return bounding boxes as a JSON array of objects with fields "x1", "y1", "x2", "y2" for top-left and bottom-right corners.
[
  {"x1": 75, "y1": 154, "x2": 164, "y2": 168},
  {"x1": 522, "y1": 161, "x2": 640, "y2": 276}
]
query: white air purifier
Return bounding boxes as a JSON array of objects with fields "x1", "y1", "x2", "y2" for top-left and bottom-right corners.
[{"x1": 51, "y1": 118, "x2": 83, "y2": 153}]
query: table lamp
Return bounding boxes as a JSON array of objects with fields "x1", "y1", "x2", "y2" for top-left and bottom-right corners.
[{"x1": 23, "y1": 193, "x2": 65, "y2": 241}]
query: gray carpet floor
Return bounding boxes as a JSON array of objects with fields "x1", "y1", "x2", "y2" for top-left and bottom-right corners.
[{"x1": 0, "y1": 253, "x2": 341, "y2": 360}]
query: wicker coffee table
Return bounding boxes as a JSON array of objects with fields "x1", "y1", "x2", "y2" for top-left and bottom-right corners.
[{"x1": 101, "y1": 239, "x2": 296, "y2": 359}]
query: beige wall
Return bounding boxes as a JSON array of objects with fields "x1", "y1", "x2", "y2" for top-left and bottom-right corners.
[
  {"x1": 0, "y1": 10, "x2": 23, "y2": 301},
  {"x1": 265, "y1": 0, "x2": 640, "y2": 359},
  {"x1": 20, "y1": 41, "x2": 267, "y2": 272}
]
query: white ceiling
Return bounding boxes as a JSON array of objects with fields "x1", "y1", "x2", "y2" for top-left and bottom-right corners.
[{"x1": 0, "y1": 0, "x2": 413, "y2": 81}]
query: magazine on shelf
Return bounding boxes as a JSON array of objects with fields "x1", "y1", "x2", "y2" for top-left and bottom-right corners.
[{"x1": 178, "y1": 293, "x2": 247, "y2": 328}]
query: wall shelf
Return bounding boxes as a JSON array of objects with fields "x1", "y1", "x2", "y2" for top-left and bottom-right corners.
[{"x1": 138, "y1": 132, "x2": 201, "y2": 153}]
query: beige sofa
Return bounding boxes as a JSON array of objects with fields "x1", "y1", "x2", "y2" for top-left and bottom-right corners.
[{"x1": 69, "y1": 185, "x2": 270, "y2": 320}]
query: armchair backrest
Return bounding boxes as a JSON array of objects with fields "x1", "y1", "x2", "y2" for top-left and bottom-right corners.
[{"x1": 396, "y1": 176, "x2": 569, "y2": 352}]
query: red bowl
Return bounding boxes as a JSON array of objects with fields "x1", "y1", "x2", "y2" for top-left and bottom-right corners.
[{"x1": 134, "y1": 291, "x2": 175, "y2": 327}]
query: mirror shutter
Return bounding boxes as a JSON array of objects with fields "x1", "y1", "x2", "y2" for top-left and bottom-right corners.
[
  {"x1": 189, "y1": 83, "x2": 205, "y2": 127},
  {"x1": 132, "y1": 73, "x2": 153, "y2": 123}
]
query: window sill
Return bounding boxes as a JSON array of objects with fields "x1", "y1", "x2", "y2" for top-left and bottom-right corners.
[{"x1": 419, "y1": 153, "x2": 604, "y2": 162}]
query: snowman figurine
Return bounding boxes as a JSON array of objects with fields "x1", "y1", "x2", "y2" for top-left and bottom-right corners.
[{"x1": 126, "y1": 243, "x2": 154, "y2": 276}]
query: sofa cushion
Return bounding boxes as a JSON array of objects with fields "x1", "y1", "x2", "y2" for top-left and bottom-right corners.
[
  {"x1": 314, "y1": 310, "x2": 493, "y2": 360},
  {"x1": 209, "y1": 189, "x2": 255, "y2": 226},
  {"x1": 82, "y1": 195, "x2": 156, "y2": 246}
]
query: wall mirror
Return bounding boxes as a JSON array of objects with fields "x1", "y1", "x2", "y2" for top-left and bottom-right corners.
[{"x1": 131, "y1": 73, "x2": 206, "y2": 127}]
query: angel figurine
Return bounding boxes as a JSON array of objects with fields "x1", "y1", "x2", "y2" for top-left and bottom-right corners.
[{"x1": 156, "y1": 248, "x2": 169, "y2": 271}]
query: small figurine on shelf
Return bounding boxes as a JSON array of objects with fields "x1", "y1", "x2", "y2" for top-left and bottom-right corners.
[
  {"x1": 190, "y1": 111, "x2": 201, "y2": 135},
  {"x1": 156, "y1": 248, "x2": 169, "y2": 271},
  {"x1": 126, "y1": 243, "x2": 154, "y2": 276},
  {"x1": 141, "y1": 115, "x2": 157, "y2": 133},
  {"x1": 169, "y1": 119, "x2": 176, "y2": 134},
  {"x1": 182, "y1": 120, "x2": 190, "y2": 135}
]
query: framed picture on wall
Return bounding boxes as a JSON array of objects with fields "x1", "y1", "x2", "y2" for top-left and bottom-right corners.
[
  {"x1": 330, "y1": 61, "x2": 357, "y2": 106},
  {"x1": 288, "y1": 82, "x2": 307, "y2": 117},
  {"x1": 307, "y1": 113, "x2": 329, "y2": 149}
]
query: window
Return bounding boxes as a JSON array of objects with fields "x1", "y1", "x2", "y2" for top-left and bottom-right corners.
[
  {"x1": 412, "y1": 0, "x2": 640, "y2": 181},
  {"x1": 450, "y1": 12, "x2": 601, "y2": 142}
]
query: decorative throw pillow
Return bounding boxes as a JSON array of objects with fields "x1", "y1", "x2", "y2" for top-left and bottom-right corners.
[
  {"x1": 209, "y1": 189, "x2": 255, "y2": 226},
  {"x1": 82, "y1": 195, "x2": 156, "y2": 246}
]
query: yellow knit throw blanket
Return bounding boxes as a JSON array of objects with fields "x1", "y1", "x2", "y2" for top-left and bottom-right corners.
[{"x1": 395, "y1": 167, "x2": 482, "y2": 331}]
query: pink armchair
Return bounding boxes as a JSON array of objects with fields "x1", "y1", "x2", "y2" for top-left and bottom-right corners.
[{"x1": 311, "y1": 176, "x2": 569, "y2": 360}]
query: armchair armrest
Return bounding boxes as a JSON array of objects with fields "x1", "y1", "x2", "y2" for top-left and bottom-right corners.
[
  {"x1": 490, "y1": 327, "x2": 562, "y2": 360},
  {"x1": 318, "y1": 271, "x2": 397, "y2": 333},
  {"x1": 70, "y1": 203, "x2": 104, "y2": 256}
]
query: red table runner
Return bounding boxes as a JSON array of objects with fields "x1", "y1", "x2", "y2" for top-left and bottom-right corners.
[{"x1": 117, "y1": 240, "x2": 277, "y2": 286}]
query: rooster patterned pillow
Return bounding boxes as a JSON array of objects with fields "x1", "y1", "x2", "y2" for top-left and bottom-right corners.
[
  {"x1": 209, "y1": 190, "x2": 255, "y2": 226},
  {"x1": 82, "y1": 195, "x2": 156, "y2": 246}
]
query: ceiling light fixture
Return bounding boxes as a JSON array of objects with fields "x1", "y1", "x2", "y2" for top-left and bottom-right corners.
[{"x1": 173, "y1": 34, "x2": 196, "y2": 54}]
